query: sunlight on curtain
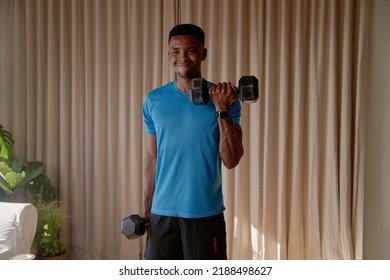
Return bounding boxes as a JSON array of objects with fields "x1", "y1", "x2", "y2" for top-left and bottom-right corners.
[{"x1": 0, "y1": 0, "x2": 369, "y2": 259}]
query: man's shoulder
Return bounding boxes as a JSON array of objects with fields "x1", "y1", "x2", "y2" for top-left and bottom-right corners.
[{"x1": 147, "y1": 81, "x2": 175, "y2": 96}]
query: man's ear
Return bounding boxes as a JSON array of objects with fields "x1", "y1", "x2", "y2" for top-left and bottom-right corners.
[{"x1": 202, "y1": 48, "x2": 207, "y2": 61}]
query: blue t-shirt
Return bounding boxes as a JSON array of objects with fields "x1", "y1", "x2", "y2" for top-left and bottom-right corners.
[{"x1": 142, "y1": 81, "x2": 241, "y2": 218}]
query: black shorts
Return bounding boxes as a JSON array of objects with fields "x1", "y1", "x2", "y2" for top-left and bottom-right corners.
[{"x1": 144, "y1": 213, "x2": 227, "y2": 260}]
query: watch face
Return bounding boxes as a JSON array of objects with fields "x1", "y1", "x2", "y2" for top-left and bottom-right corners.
[{"x1": 219, "y1": 110, "x2": 231, "y2": 119}]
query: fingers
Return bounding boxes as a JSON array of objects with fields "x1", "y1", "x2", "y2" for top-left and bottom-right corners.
[
  {"x1": 211, "y1": 82, "x2": 238, "y2": 107},
  {"x1": 211, "y1": 82, "x2": 236, "y2": 92},
  {"x1": 140, "y1": 209, "x2": 151, "y2": 222},
  {"x1": 212, "y1": 82, "x2": 238, "y2": 96}
]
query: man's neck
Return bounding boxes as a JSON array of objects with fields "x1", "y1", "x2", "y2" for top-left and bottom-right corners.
[
  {"x1": 175, "y1": 78, "x2": 192, "y2": 93},
  {"x1": 176, "y1": 74, "x2": 203, "y2": 93}
]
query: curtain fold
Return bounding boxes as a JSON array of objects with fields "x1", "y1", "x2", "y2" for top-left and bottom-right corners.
[{"x1": 0, "y1": 0, "x2": 368, "y2": 259}]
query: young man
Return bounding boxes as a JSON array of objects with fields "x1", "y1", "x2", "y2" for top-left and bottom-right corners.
[{"x1": 141, "y1": 24, "x2": 244, "y2": 259}]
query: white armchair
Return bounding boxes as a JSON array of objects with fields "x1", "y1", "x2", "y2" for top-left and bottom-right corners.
[{"x1": 0, "y1": 202, "x2": 38, "y2": 260}]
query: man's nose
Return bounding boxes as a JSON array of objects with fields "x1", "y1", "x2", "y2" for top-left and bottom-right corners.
[{"x1": 178, "y1": 51, "x2": 189, "y2": 61}]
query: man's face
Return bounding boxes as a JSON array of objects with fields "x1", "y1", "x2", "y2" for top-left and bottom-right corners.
[{"x1": 168, "y1": 35, "x2": 207, "y2": 80}]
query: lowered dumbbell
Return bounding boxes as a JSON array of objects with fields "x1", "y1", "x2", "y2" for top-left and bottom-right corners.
[
  {"x1": 121, "y1": 214, "x2": 149, "y2": 239},
  {"x1": 189, "y1": 76, "x2": 259, "y2": 105}
]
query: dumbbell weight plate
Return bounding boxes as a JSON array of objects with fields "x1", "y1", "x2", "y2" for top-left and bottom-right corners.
[
  {"x1": 121, "y1": 214, "x2": 148, "y2": 239},
  {"x1": 189, "y1": 78, "x2": 209, "y2": 105},
  {"x1": 239, "y1": 76, "x2": 259, "y2": 102}
]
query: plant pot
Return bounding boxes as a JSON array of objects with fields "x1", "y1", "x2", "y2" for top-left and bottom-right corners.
[{"x1": 38, "y1": 250, "x2": 69, "y2": 260}]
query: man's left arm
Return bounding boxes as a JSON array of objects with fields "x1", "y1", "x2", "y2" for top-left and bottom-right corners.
[{"x1": 211, "y1": 82, "x2": 244, "y2": 169}]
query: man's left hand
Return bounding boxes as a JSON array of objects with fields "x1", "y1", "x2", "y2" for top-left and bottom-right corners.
[{"x1": 210, "y1": 82, "x2": 238, "y2": 111}]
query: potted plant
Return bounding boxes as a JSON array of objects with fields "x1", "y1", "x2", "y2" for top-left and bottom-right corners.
[
  {"x1": 1, "y1": 124, "x2": 67, "y2": 259},
  {"x1": 0, "y1": 124, "x2": 56, "y2": 202},
  {"x1": 34, "y1": 200, "x2": 68, "y2": 259}
]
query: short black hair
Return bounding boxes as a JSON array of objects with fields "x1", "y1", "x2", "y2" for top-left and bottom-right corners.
[{"x1": 168, "y1": 24, "x2": 205, "y2": 45}]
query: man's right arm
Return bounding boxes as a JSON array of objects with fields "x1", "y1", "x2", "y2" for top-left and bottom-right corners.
[{"x1": 141, "y1": 134, "x2": 157, "y2": 221}]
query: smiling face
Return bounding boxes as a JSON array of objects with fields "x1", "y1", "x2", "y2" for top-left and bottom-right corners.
[{"x1": 168, "y1": 35, "x2": 207, "y2": 81}]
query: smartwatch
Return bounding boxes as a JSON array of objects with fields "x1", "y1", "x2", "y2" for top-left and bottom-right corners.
[{"x1": 215, "y1": 110, "x2": 231, "y2": 119}]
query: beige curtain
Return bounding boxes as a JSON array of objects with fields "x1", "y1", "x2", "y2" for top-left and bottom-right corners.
[{"x1": 0, "y1": 0, "x2": 369, "y2": 259}]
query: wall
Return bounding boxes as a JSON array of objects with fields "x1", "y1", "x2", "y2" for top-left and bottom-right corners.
[{"x1": 364, "y1": 0, "x2": 390, "y2": 259}]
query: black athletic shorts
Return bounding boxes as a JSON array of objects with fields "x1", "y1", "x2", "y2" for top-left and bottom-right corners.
[{"x1": 144, "y1": 213, "x2": 227, "y2": 260}]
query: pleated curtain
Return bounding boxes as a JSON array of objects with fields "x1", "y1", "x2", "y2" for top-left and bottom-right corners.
[{"x1": 0, "y1": 0, "x2": 369, "y2": 259}]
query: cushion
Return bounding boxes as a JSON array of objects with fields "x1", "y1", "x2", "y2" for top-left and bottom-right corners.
[{"x1": 0, "y1": 202, "x2": 38, "y2": 260}]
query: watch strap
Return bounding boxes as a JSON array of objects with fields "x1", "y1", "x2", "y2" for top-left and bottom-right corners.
[{"x1": 215, "y1": 110, "x2": 231, "y2": 119}]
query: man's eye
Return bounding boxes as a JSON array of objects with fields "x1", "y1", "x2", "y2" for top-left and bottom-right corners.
[{"x1": 170, "y1": 50, "x2": 179, "y2": 55}]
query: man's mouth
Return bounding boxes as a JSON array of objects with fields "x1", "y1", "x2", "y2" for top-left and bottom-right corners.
[{"x1": 176, "y1": 63, "x2": 193, "y2": 67}]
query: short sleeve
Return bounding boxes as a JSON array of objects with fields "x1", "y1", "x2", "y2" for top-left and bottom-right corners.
[
  {"x1": 230, "y1": 99, "x2": 241, "y2": 125},
  {"x1": 142, "y1": 95, "x2": 156, "y2": 134}
]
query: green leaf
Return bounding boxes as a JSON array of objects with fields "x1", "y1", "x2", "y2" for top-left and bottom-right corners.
[
  {"x1": 19, "y1": 161, "x2": 45, "y2": 185},
  {"x1": 27, "y1": 173, "x2": 56, "y2": 202},
  {"x1": 5, "y1": 170, "x2": 26, "y2": 188},
  {"x1": 10, "y1": 156, "x2": 24, "y2": 173},
  {"x1": 0, "y1": 125, "x2": 14, "y2": 159},
  {"x1": 0, "y1": 161, "x2": 26, "y2": 193},
  {"x1": 0, "y1": 161, "x2": 13, "y2": 177},
  {"x1": 0, "y1": 177, "x2": 13, "y2": 194}
]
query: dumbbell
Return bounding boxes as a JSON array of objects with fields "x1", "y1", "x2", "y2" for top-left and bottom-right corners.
[
  {"x1": 121, "y1": 214, "x2": 149, "y2": 239},
  {"x1": 189, "y1": 76, "x2": 259, "y2": 105}
]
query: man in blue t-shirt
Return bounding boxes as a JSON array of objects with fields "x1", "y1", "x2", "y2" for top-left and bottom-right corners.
[{"x1": 141, "y1": 24, "x2": 244, "y2": 260}]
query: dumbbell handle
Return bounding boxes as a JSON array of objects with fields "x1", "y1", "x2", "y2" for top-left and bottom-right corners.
[{"x1": 189, "y1": 76, "x2": 258, "y2": 105}]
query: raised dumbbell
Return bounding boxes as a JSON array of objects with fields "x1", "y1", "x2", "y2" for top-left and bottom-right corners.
[
  {"x1": 121, "y1": 214, "x2": 149, "y2": 239},
  {"x1": 189, "y1": 76, "x2": 259, "y2": 105}
]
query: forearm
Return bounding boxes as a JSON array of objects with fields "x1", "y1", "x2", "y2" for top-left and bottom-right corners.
[
  {"x1": 141, "y1": 134, "x2": 157, "y2": 220},
  {"x1": 211, "y1": 82, "x2": 244, "y2": 169},
  {"x1": 141, "y1": 153, "x2": 156, "y2": 220},
  {"x1": 218, "y1": 118, "x2": 244, "y2": 169}
]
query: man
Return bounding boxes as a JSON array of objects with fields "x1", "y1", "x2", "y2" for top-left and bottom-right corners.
[{"x1": 141, "y1": 23, "x2": 243, "y2": 259}]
